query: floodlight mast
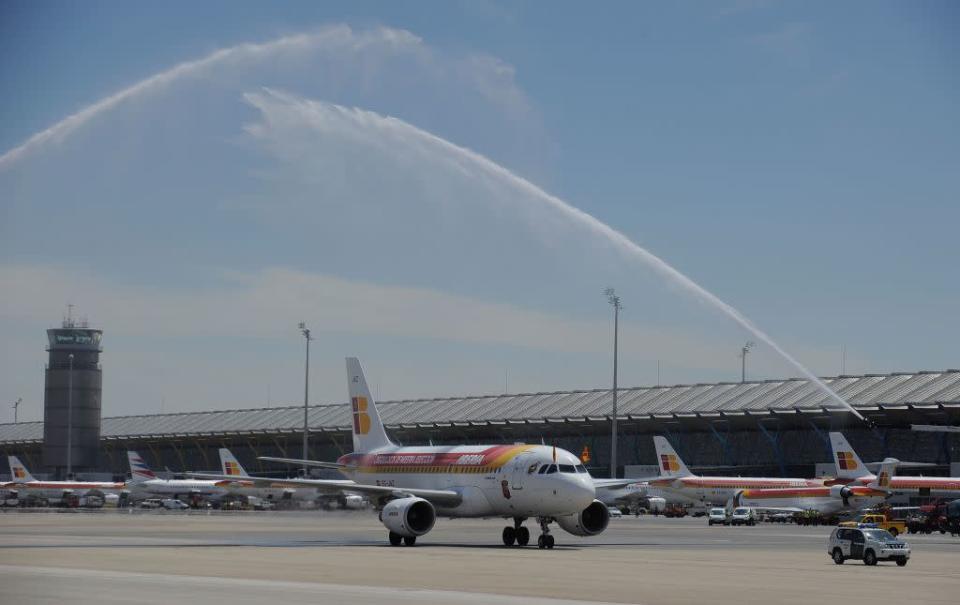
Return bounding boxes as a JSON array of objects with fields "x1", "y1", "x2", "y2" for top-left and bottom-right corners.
[
  {"x1": 604, "y1": 287, "x2": 622, "y2": 479},
  {"x1": 299, "y1": 322, "x2": 312, "y2": 476},
  {"x1": 740, "y1": 341, "x2": 755, "y2": 383}
]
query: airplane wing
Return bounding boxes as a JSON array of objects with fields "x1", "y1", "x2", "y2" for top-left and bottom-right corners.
[
  {"x1": 257, "y1": 456, "x2": 347, "y2": 470},
  {"x1": 187, "y1": 473, "x2": 462, "y2": 507},
  {"x1": 592, "y1": 477, "x2": 657, "y2": 489},
  {"x1": 744, "y1": 506, "x2": 804, "y2": 514}
]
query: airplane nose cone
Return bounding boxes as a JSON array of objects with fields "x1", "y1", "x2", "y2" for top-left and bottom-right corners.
[{"x1": 569, "y1": 476, "x2": 596, "y2": 508}]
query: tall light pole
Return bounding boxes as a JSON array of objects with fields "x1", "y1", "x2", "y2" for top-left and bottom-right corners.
[
  {"x1": 604, "y1": 287, "x2": 622, "y2": 479},
  {"x1": 67, "y1": 353, "x2": 74, "y2": 479},
  {"x1": 13, "y1": 398, "x2": 21, "y2": 424},
  {"x1": 740, "y1": 341, "x2": 755, "y2": 383},
  {"x1": 298, "y1": 322, "x2": 312, "y2": 476}
]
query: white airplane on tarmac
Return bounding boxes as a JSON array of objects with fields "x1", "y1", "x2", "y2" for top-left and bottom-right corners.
[
  {"x1": 127, "y1": 451, "x2": 229, "y2": 503},
  {"x1": 4, "y1": 456, "x2": 125, "y2": 503},
  {"x1": 595, "y1": 481, "x2": 668, "y2": 514},
  {"x1": 193, "y1": 357, "x2": 624, "y2": 548},
  {"x1": 217, "y1": 448, "x2": 365, "y2": 509},
  {"x1": 732, "y1": 458, "x2": 897, "y2": 515},
  {"x1": 829, "y1": 432, "x2": 960, "y2": 498},
  {"x1": 647, "y1": 436, "x2": 823, "y2": 507}
]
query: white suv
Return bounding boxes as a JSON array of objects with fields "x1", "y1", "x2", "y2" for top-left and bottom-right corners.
[{"x1": 828, "y1": 527, "x2": 910, "y2": 566}]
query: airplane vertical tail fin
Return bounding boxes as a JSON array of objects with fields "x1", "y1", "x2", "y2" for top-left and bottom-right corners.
[
  {"x1": 346, "y1": 357, "x2": 394, "y2": 453},
  {"x1": 127, "y1": 451, "x2": 157, "y2": 483},
  {"x1": 829, "y1": 432, "x2": 868, "y2": 479},
  {"x1": 868, "y1": 458, "x2": 898, "y2": 490},
  {"x1": 8, "y1": 456, "x2": 36, "y2": 482},
  {"x1": 219, "y1": 448, "x2": 249, "y2": 477},
  {"x1": 653, "y1": 436, "x2": 692, "y2": 478}
]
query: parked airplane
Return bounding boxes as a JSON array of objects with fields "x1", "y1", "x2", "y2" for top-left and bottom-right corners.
[
  {"x1": 4, "y1": 456, "x2": 125, "y2": 503},
  {"x1": 733, "y1": 458, "x2": 897, "y2": 515},
  {"x1": 194, "y1": 357, "x2": 617, "y2": 548},
  {"x1": 830, "y1": 432, "x2": 960, "y2": 497},
  {"x1": 216, "y1": 448, "x2": 365, "y2": 509},
  {"x1": 648, "y1": 436, "x2": 823, "y2": 506},
  {"x1": 127, "y1": 451, "x2": 229, "y2": 502},
  {"x1": 594, "y1": 481, "x2": 668, "y2": 514}
]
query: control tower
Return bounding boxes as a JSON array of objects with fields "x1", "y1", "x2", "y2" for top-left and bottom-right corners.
[{"x1": 42, "y1": 311, "x2": 103, "y2": 478}]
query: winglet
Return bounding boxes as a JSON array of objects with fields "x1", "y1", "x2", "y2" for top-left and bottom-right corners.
[{"x1": 346, "y1": 357, "x2": 394, "y2": 453}]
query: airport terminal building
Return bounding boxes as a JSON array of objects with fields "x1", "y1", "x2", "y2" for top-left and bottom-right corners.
[{"x1": 2, "y1": 369, "x2": 959, "y2": 482}]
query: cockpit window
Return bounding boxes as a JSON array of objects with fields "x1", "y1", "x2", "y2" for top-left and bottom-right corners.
[
  {"x1": 545, "y1": 464, "x2": 558, "y2": 474},
  {"x1": 559, "y1": 464, "x2": 576, "y2": 473},
  {"x1": 575, "y1": 465, "x2": 587, "y2": 473},
  {"x1": 538, "y1": 464, "x2": 549, "y2": 474}
]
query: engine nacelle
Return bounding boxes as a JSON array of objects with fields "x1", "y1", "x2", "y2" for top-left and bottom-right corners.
[
  {"x1": 829, "y1": 485, "x2": 853, "y2": 505},
  {"x1": 343, "y1": 494, "x2": 366, "y2": 510},
  {"x1": 556, "y1": 499, "x2": 610, "y2": 536},
  {"x1": 379, "y1": 497, "x2": 436, "y2": 538},
  {"x1": 644, "y1": 496, "x2": 666, "y2": 513}
]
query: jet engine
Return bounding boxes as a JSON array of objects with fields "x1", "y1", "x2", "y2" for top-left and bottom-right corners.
[
  {"x1": 830, "y1": 485, "x2": 854, "y2": 507},
  {"x1": 556, "y1": 499, "x2": 610, "y2": 536},
  {"x1": 379, "y1": 497, "x2": 436, "y2": 538},
  {"x1": 342, "y1": 494, "x2": 366, "y2": 510}
]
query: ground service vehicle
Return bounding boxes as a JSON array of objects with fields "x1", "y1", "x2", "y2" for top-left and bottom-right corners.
[
  {"x1": 730, "y1": 507, "x2": 756, "y2": 526},
  {"x1": 839, "y1": 513, "x2": 906, "y2": 537},
  {"x1": 708, "y1": 508, "x2": 728, "y2": 526},
  {"x1": 161, "y1": 498, "x2": 189, "y2": 510},
  {"x1": 828, "y1": 527, "x2": 910, "y2": 566}
]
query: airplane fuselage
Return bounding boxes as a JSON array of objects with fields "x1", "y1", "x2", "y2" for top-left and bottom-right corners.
[
  {"x1": 650, "y1": 476, "x2": 823, "y2": 507},
  {"x1": 337, "y1": 444, "x2": 595, "y2": 518},
  {"x1": 3, "y1": 481, "x2": 125, "y2": 501}
]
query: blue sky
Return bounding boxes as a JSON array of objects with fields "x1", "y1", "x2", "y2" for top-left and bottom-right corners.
[{"x1": 1, "y1": 1, "x2": 957, "y2": 420}]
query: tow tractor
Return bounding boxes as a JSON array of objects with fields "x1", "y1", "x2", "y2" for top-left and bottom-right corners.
[{"x1": 839, "y1": 512, "x2": 907, "y2": 537}]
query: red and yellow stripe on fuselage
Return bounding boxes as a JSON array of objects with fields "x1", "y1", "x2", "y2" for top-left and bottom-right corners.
[{"x1": 337, "y1": 444, "x2": 532, "y2": 475}]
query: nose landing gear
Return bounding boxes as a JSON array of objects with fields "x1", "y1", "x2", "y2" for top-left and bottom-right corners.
[{"x1": 536, "y1": 517, "x2": 555, "y2": 549}]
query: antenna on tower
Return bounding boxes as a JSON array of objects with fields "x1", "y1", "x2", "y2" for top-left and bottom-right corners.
[{"x1": 64, "y1": 304, "x2": 75, "y2": 328}]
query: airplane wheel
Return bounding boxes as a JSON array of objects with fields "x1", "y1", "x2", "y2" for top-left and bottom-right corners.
[
  {"x1": 516, "y1": 526, "x2": 530, "y2": 546},
  {"x1": 546, "y1": 535, "x2": 555, "y2": 549},
  {"x1": 389, "y1": 531, "x2": 402, "y2": 546},
  {"x1": 537, "y1": 535, "x2": 546, "y2": 549},
  {"x1": 403, "y1": 536, "x2": 417, "y2": 547},
  {"x1": 502, "y1": 526, "x2": 516, "y2": 546}
]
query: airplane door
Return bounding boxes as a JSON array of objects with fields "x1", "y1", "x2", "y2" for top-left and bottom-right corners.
[{"x1": 511, "y1": 455, "x2": 526, "y2": 490}]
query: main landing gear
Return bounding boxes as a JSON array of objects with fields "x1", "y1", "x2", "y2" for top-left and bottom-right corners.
[
  {"x1": 388, "y1": 531, "x2": 417, "y2": 546},
  {"x1": 537, "y1": 517, "x2": 555, "y2": 550},
  {"x1": 502, "y1": 517, "x2": 531, "y2": 547}
]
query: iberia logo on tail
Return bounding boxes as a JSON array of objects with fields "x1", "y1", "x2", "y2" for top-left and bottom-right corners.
[
  {"x1": 877, "y1": 470, "x2": 890, "y2": 488},
  {"x1": 660, "y1": 454, "x2": 681, "y2": 472},
  {"x1": 352, "y1": 396, "x2": 370, "y2": 435},
  {"x1": 837, "y1": 452, "x2": 859, "y2": 471},
  {"x1": 13, "y1": 467, "x2": 26, "y2": 479},
  {"x1": 225, "y1": 462, "x2": 241, "y2": 476}
]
